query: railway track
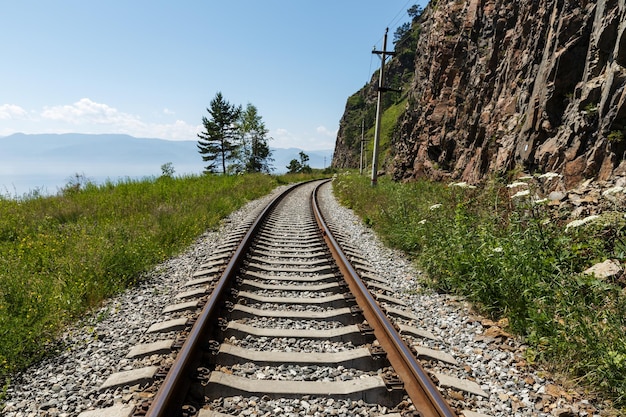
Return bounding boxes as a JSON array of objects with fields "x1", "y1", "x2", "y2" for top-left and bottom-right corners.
[{"x1": 82, "y1": 180, "x2": 491, "y2": 417}]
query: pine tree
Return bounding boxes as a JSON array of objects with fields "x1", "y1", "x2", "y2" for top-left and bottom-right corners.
[{"x1": 197, "y1": 92, "x2": 241, "y2": 174}]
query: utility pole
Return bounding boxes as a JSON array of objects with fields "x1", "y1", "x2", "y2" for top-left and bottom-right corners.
[
  {"x1": 371, "y1": 28, "x2": 396, "y2": 186},
  {"x1": 359, "y1": 119, "x2": 366, "y2": 175}
]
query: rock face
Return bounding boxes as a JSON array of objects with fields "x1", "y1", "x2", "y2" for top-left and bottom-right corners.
[{"x1": 334, "y1": 0, "x2": 626, "y2": 188}]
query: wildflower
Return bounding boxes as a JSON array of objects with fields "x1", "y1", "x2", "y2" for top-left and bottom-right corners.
[
  {"x1": 538, "y1": 172, "x2": 561, "y2": 179},
  {"x1": 511, "y1": 189, "x2": 530, "y2": 198},
  {"x1": 565, "y1": 215, "x2": 599, "y2": 231},
  {"x1": 602, "y1": 186, "x2": 624, "y2": 196},
  {"x1": 506, "y1": 182, "x2": 528, "y2": 188},
  {"x1": 429, "y1": 203, "x2": 442, "y2": 210},
  {"x1": 418, "y1": 219, "x2": 427, "y2": 225},
  {"x1": 492, "y1": 247, "x2": 503, "y2": 253},
  {"x1": 449, "y1": 182, "x2": 476, "y2": 189}
]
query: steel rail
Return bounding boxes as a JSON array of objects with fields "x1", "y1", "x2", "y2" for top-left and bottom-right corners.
[
  {"x1": 312, "y1": 181, "x2": 457, "y2": 417},
  {"x1": 146, "y1": 182, "x2": 302, "y2": 417}
]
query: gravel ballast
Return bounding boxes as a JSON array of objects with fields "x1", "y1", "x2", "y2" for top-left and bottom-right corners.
[{"x1": 1, "y1": 181, "x2": 607, "y2": 417}]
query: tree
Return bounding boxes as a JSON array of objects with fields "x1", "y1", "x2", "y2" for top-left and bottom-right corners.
[
  {"x1": 393, "y1": 22, "x2": 411, "y2": 45},
  {"x1": 394, "y1": 5, "x2": 423, "y2": 49},
  {"x1": 160, "y1": 162, "x2": 175, "y2": 178},
  {"x1": 298, "y1": 151, "x2": 312, "y2": 173},
  {"x1": 236, "y1": 103, "x2": 274, "y2": 173},
  {"x1": 286, "y1": 159, "x2": 302, "y2": 174},
  {"x1": 197, "y1": 92, "x2": 241, "y2": 174},
  {"x1": 286, "y1": 151, "x2": 311, "y2": 174},
  {"x1": 407, "y1": 4, "x2": 423, "y2": 19}
]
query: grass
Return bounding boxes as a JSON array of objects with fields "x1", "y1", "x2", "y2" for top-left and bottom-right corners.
[
  {"x1": 364, "y1": 98, "x2": 407, "y2": 164},
  {"x1": 0, "y1": 171, "x2": 328, "y2": 394},
  {"x1": 333, "y1": 172, "x2": 626, "y2": 410}
]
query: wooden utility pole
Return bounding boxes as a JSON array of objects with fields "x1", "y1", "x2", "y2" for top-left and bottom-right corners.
[
  {"x1": 371, "y1": 28, "x2": 396, "y2": 186},
  {"x1": 359, "y1": 119, "x2": 366, "y2": 175}
]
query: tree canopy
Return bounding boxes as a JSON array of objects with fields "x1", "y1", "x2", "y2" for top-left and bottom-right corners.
[
  {"x1": 235, "y1": 103, "x2": 273, "y2": 174},
  {"x1": 197, "y1": 92, "x2": 241, "y2": 174},
  {"x1": 198, "y1": 93, "x2": 273, "y2": 174},
  {"x1": 286, "y1": 151, "x2": 312, "y2": 174}
]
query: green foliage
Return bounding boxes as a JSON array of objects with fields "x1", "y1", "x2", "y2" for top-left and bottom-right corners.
[
  {"x1": 0, "y1": 173, "x2": 287, "y2": 389},
  {"x1": 393, "y1": 22, "x2": 411, "y2": 45},
  {"x1": 407, "y1": 4, "x2": 423, "y2": 18},
  {"x1": 198, "y1": 95, "x2": 273, "y2": 175},
  {"x1": 160, "y1": 162, "x2": 175, "y2": 178},
  {"x1": 338, "y1": 3, "x2": 420, "y2": 170},
  {"x1": 379, "y1": 99, "x2": 406, "y2": 150},
  {"x1": 197, "y1": 91, "x2": 242, "y2": 174},
  {"x1": 286, "y1": 151, "x2": 312, "y2": 174},
  {"x1": 346, "y1": 93, "x2": 365, "y2": 111},
  {"x1": 583, "y1": 102, "x2": 598, "y2": 120},
  {"x1": 361, "y1": 99, "x2": 407, "y2": 166},
  {"x1": 236, "y1": 103, "x2": 273, "y2": 174},
  {"x1": 333, "y1": 173, "x2": 626, "y2": 408},
  {"x1": 608, "y1": 130, "x2": 625, "y2": 143}
]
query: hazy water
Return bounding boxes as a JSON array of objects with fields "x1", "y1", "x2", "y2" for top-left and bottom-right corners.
[{"x1": 0, "y1": 164, "x2": 205, "y2": 198}]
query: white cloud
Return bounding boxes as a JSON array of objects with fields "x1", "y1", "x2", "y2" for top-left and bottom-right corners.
[
  {"x1": 1, "y1": 99, "x2": 334, "y2": 146},
  {"x1": 147, "y1": 120, "x2": 202, "y2": 141},
  {"x1": 35, "y1": 98, "x2": 201, "y2": 140},
  {"x1": 271, "y1": 127, "x2": 336, "y2": 150},
  {"x1": 272, "y1": 128, "x2": 298, "y2": 149},
  {"x1": 41, "y1": 98, "x2": 142, "y2": 128},
  {"x1": 316, "y1": 125, "x2": 337, "y2": 137},
  {"x1": 0, "y1": 104, "x2": 28, "y2": 120}
]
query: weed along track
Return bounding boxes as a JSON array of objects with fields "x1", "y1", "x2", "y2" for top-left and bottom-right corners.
[{"x1": 85, "y1": 180, "x2": 488, "y2": 417}]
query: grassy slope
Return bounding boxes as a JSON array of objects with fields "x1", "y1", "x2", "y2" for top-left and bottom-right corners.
[
  {"x1": 0, "y1": 172, "x2": 325, "y2": 391},
  {"x1": 333, "y1": 172, "x2": 626, "y2": 410}
]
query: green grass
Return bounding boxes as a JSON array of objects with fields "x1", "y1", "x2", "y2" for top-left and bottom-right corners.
[
  {"x1": 0, "y1": 172, "x2": 327, "y2": 393},
  {"x1": 333, "y1": 172, "x2": 626, "y2": 409},
  {"x1": 363, "y1": 98, "x2": 407, "y2": 164}
]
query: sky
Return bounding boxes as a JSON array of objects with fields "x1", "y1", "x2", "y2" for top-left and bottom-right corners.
[{"x1": 0, "y1": 1, "x2": 425, "y2": 151}]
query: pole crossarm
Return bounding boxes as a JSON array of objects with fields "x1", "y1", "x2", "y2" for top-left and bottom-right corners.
[
  {"x1": 377, "y1": 87, "x2": 402, "y2": 93},
  {"x1": 372, "y1": 50, "x2": 397, "y2": 56}
]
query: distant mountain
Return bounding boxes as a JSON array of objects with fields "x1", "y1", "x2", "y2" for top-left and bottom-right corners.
[{"x1": 0, "y1": 133, "x2": 332, "y2": 196}]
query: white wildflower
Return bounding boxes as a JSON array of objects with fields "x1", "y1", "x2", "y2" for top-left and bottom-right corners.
[
  {"x1": 429, "y1": 203, "x2": 442, "y2": 210},
  {"x1": 506, "y1": 181, "x2": 529, "y2": 188},
  {"x1": 565, "y1": 215, "x2": 600, "y2": 231},
  {"x1": 449, "y1": 182, "x2": 476, "y2": 189},
  {"x1": 511, "y1": 189, "x2": 530, "y2": 198},
  {"x1": 492, "y1": 247, "x2": 503, "y2": 253},
  {"x1": 602, "y1": 186, "x2": 624, "y2": 196},
  {"x1": 538, "y1": 172, "x2": 561, "y2": 180},
  {"x1": 418, "y1": 219, "x2": 427, "y2": 225}
]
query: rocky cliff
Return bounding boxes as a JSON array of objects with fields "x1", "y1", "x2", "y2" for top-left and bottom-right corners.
[{"x1": 334, "y1": 0, "x2": 626, "y2": 189}]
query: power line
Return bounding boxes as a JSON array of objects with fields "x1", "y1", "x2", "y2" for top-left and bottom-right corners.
[
  {"x1": 387, "y1": 0, "x2": 413, "y2": 31},
  {"x1": 371, "y1": 1, "x2": 413, "y2": 47}
]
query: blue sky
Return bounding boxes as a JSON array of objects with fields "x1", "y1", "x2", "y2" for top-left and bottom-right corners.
[{"x1": 0, "y1": 1, "x2": 424, "y2": 151}]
